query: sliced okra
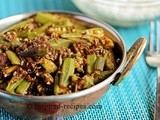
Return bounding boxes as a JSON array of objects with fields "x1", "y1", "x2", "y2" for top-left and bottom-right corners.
[
  {"x1": 54, "y1": 74, "x2": 67, "y2": 95},
  {"x1": 6, "y1": 77, "x2": 24, "y2": 94},
  {"x1": 40, "y1": 58, "x2": 57, "y2": 73},
  {"x1": 80, "y1": 75, "x2": 94, "y2": 89},
  {"x1": 6, "y1": 50, "x2": 20, "y2": 65},
  {"x1": 59, "y1": 58, "x2": 75, "y2": 87},
  {"x1": 86, "y1": 54, "x2": 97, "y2": 73},
  {"x1": 94, "y1": 56, "x2": 105, "y2": 71},
  {"x1": 93, "y1": 70, "x2": 114, "y2": 84},
  {"x1": 3, "y1": 65, "x2": 19, "y2": 77},
  {"x1": 43, "y1": 73, "x2": 54, "y2": 85},
  {"x1": 16, "y1": 79, "x2": 31, "y2": 95},
  {"x1": 105, "y1": 50, "x2": 116, "y2": 70},
  {"x1": 35, "y1": 12, "x2": 57, "y2": 24},
  {"x1": 83, "y1": 28, "x2": 104, "y2": 38}
]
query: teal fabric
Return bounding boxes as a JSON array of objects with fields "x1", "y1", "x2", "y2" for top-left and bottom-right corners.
[{"x1": 0, "y1": 0, "x2": 157, "y2": 120}]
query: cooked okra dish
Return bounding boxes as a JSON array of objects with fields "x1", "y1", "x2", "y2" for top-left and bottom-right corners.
[{"x1": 0, "y1": 12, "x2": 120, "y2": 95}]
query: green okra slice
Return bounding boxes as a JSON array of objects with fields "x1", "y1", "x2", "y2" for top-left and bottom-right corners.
[
  {"x1": 0, "y1": 36, "x2": 10, "y2": 46},
  {"x1": 35, "y1": 12, "x2": 57, "y2": 24},
  {"x1": 61, "y1": 33, "x2": 82, "y2": 38},
  {"x1": 3, "y1": 65, "x2": 19, "y2": 77},
  {"x1": 93, "y1": 70, "x2": 114, "y2": 84},
  {"x1": 71, "y1": 74, "x2": 79, "y2": 82},
  {"x1": 50, "y1": 38, "x2": 90, "y2": 49},
  {"x1": 12, "y1": 38, "x2": 22, "y2": 47},
  {"x1": 81, "y1": 75, "x2": 94, "y2": 89},
  {"x1": 16, "y1": 79, "x2": 31, "y2": 95},
  {"x1": 6, "y1": 77, "x2": 24, "y2": 94},
  {"x1": 86, "y1": 54, "x2": 97, "y2": 73},
  {"x1": 50, "y1": 39, "x2": 73, "y2": 49},
  {"x1": 83, "y1": 28, "x2": 104, "y2": 38},
  {"x1": 94, "y1": 56, "x2": 105, "y2": 71},
  {"x1": 54, "y1": 74, "x2": 66, "y2": 95},
  {"x1": 59, "y1": 58, "x2": 75, "y2": 87},
  {"x1": 54, "y1": 74, "x2": 61, "y2": 95},
  {"x1": 0, "y1": 18, "x2": 33, "y2": 35},
  {"x1": 27, "y1": 22, "x2": 53, "y2": 38},
  {"x1": 6, "y1": 50, "x2": 20, "y2": 65},
  {"x1": 40, "y1": 58, "x2": 57, "y2": 73},
  {"x1": 105, "y1": 50, "x2": 116, "y2": 70}
]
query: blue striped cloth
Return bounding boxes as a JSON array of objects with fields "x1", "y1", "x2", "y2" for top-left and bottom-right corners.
[{"x1": 0, "y1": 0, "x2": 157, "y2": 120}]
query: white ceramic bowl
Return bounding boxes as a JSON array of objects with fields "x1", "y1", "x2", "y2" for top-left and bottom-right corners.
[{"x1": 72, "y1": 0, "x2": 160, "y2": 27}]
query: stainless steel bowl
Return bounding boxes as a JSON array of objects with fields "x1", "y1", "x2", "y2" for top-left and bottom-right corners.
[{"x1": 0, "y1": 11, "x2": 147, "y2": 120}]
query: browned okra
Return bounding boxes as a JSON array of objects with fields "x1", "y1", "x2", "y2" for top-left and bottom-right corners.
[
  {"x1": 18, "y1": 47, "x2": 47, "y2": 57},
  {"x1": 3, "y1": 65, "x2": 19, "y2": 77},
  {"x1": 43, "y1": 73, "x2": 54, "y2": 85}
]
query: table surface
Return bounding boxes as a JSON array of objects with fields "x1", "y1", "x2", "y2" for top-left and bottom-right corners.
[{"x1": 0, "y1": 0, "x2": 158, "y2": 120}]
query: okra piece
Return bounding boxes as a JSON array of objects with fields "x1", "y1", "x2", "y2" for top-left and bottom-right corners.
[
  {"x1": 0, "y1": 37, "x2": 10, "y2": 46},
  {"x1": 71, "y1": 74, "x2": 79, "y2": 81},
  {"x1": 50, "y1": 38, "x2": 91, "y2": 49},
  {"x1": 50, "y1": 39, "x2": 73, "y2": 49},
  {"x1": 0, "y1": 18, "x2": 33, "y2": 35},
  {"x1": 0, "y1": 49, "x2": 2, "y2": 53},
  {"x1": 83, "y1": 28, "x2": 104, "y2": 38},
  {"x1": 40, "y1": 58, "x2": 57, "y2": 73},
  {"x1": 16, "y1": 79, "x2": 31, "y2": 95},
  {"x1": 28, "y1": 22, "x2": 53, "y2": 38},
  {"x1": 59, "y1": 58, "x2": 75, "y2": 87},
  {"x1": 6, "y1": 77, "x2": 24, "y2": 94},
  {"x1": 94, "y1": 56, "x2": 105, "y2": 71},
  {"x1": 61, "y1": 33, "x2": 82, "y2": 38},
  {"x1": 35, "y1": 12, "x2": 57, "y2": 24},
  {"x1": 54, "y1": 74, "x2": 66, "y2": 95},
  {"x1": 3, "y1": 65, "x2": 19, "y2": 77},
  {"x1": 12, "y1": 38, "x2": 22, "y2": 47},
  {"x1": 19, "y1": 47, "x2": 47, "y2": 57},
  {"x1": 81, "y1": 75, "x2": 94, "y2": 89},
  {"x1": 87, "y1": 54, "x2": 97, "y2": 73},
  {"x1": 6, "y1": 50, "x2": 20, "y2": 65},
  {"x1": 105, "y1": 50, "x2": 116, "y2": 70},
  {"x1": 43, "y1": 73, "x2": 54, "y2": 85},
  {"x1": 93, "y1": 70, "x2": 114, "y2": 84},
  {"x1": 104, "y1": 37, "x2": 114, "y2": 48}
]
